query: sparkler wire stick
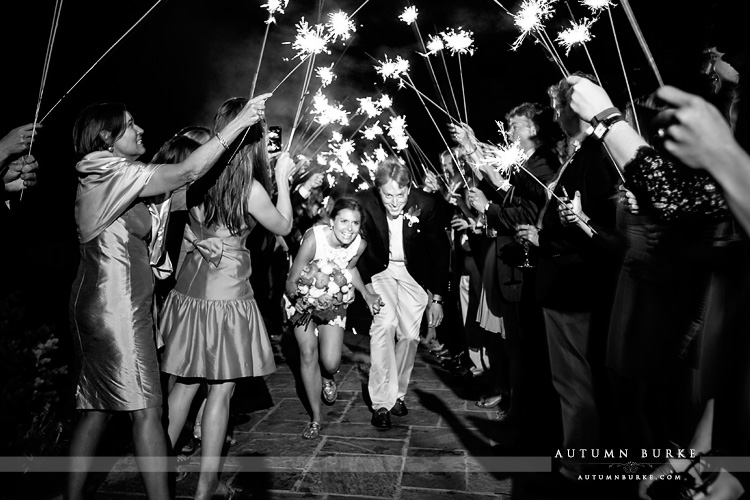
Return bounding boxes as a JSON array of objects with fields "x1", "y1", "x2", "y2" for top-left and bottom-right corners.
[
  {"x1": 438, "y1": 46, "x2": 462, "y2": 120},
  {"x1": 619, "y1": 0, "x2": 664, "y2": 87},
  {"x1": 350, "y1": 0, "x2": 372, "y2": 18},
  {"x1": 607, "y1": 6, "x2": 640, "y2": 136},
  {"x1": 286, "y1": 54, "x2": 318, "y2": 153},
  {"x1": 563, "y1": 1, "x2": 600, "y2": 84},
  {"x1": 538, "y1": 28, "x2": 569, "y2": 77},
  {"x1": 398, "y1": 77, "x2": 460, "y2": 123},
  {"x1": 408, "y1": 10, "x2": 452, "y2": 118},
  {"x1": 517, "y1": 161, "x2": 598, "y2": 234},
  {"x1": 30, "y1": 0, "x2": 63, "y2": 156},
  {"x1": 40, "y1": 0, "x2": 165, "y2": 123},
  {"x1": 269, "y1": 54, "x2": 311, "y2": 94},
  {"x1": 403, "y1": 73, "x2": 467, "y2": 187},
  {"x1": 458, "y1": 54, "x2": 468, "y2": 123},
  {"x1": 250, "y1": 21, "x2": 272, "y2": 99}
]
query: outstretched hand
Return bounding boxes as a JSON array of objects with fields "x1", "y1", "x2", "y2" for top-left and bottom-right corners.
[
  {"x1": 0, "y1": 124, "x2": 41, "y2": 160},
  {"x1": 654, "y1": 85, "x2": 739, "y2": 171}
]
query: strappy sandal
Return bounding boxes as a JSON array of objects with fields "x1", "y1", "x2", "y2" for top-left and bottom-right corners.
[
  {"x1": 302, "y1": 421, "x2": 321, "y2": 439},
  {"x1": 209, "y1": 480, "x2": 237, "y2": 500}
]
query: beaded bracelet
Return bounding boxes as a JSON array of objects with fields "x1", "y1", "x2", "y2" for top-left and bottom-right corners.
[{"x1": 215, "y1": 132, "x2": 230, "y2": 150}]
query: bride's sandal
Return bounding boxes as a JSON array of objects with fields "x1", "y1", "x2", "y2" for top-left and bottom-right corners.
[{"x1": 302, "y1": 421, "x2": 321, "y2": 439}]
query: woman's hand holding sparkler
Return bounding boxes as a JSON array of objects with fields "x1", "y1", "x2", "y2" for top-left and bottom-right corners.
[
  {"x1": 273, "y1": 151, "x2": 298, "y2": 185},
  {"x1": 565, "y1": 75, "x2": 615, "y2": 122}
]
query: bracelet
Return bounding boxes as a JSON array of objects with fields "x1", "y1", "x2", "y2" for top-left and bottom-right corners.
[
  {"x1": 483, "y1": 201, "x2": 491, "y2": 213},
  {"x1": 431, "y1": 299, "x2": 444, "y2": 305},
  {"x1": 590, "y1": 107, "x2": 621, "y2": 128},
  {"x1": 215, "y1": 132, "x2": 230, "y2": 150},
  {"x1": 591, "y1": 114, "x2": 625, "y2": 140}
]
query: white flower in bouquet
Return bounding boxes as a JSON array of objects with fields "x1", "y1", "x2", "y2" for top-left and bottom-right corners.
[
  {"x1": 341, "y1": 284, "x2": 350, "y2": 293},
  {"x1": 328, "y1": 282, "x2": 341, "y2": 295},
  {"x1": 309, "y1": 287, "x2": 326, "y2": 298},
  {"x1": 298, "y1": 284, "x2": 310, "y2": 295},
  {"x1": 319, "y1": 262, "x2": 334, "y2": 275}
]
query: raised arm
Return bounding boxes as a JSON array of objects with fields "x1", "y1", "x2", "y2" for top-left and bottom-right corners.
[
  {"x1": 140, "y1": 93, "x2": 272, "y2": 197},
  {"x1": 566, "y1": 76, "x2": 729, "y2": 221},
  {"x1": 247, "y1": 152, "x2": 295, "y2": 236}
]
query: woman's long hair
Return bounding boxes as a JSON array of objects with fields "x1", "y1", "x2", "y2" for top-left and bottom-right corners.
[{"x1": 201, "y1": 97, "x2": 271, "y2": 235}]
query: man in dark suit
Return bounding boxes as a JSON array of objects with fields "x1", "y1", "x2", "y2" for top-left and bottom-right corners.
[{"x1": 357, "y1": 158, "x2": 450, "y2": 429}]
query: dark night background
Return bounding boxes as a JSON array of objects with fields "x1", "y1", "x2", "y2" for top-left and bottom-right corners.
[{"x1": 0, "y1": 0, "x2": 739, "y2": 469}]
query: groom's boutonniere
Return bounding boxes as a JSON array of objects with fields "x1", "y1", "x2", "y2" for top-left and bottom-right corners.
[{"x1": 404, "y1": 205, "x2": 421, "y2": 228}]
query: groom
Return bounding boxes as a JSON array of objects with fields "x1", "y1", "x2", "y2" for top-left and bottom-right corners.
[{"x1": 357, "y1": 158, "x2": 450, "y2": 429}]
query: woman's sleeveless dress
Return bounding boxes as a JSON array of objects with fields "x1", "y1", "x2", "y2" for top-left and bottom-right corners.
[
  {"x1": 159, "y1": 208, "x2": 276, "y2": 380},
  {"x1": 309, "y1": 224, "x2": 361, "y2": 327}
]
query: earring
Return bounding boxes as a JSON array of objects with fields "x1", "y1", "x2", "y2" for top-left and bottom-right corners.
[{"x1": 107, "y1": 145, "x2": 114, "y2": 152}]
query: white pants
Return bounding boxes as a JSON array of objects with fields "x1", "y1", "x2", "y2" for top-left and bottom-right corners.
[{"x1": 368, "y1": 261, "x2": 429, "y2": 410}]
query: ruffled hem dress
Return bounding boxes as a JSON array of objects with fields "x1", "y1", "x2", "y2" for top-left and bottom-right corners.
[{"x1": 159, "y1": 208, "x2": 276, "y2": 380}]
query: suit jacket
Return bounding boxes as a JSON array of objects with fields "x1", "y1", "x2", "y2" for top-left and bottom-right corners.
[
  {"x1": 485, "y1": 145, "x2": 559, "y2": 234},
  {"x1": 356, "y1": 187, "x2": 450, "y2": 297}
]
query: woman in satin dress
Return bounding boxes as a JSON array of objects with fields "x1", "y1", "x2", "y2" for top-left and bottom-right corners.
[
  {"x1": 159, "y1": 97, "x2": 295, "y2": 500},
  {"x1": 68, "y1": 94, "x2": 270, "y2": 500}
]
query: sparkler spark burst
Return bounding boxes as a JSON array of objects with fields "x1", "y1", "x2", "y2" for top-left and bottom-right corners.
[
  {"x1": 357, "y1": 97, "x2": 381, "y2": 118},
  {"x1": 556, "y1": 19, "x2": 594, "y2": 55},
  {"x1": 361, "y1": 152, "x2": 380, "y2": 179},
  {"x1": 327, "y1": 10, "x2": 356, "y2": 42},
  {"x1": 399, "y1": 6, "x2": 419, "y2": 25},
  {"x1": 312, "y1": 92, "x2": 350, "y2": 126},
  {"x1": 480, "y1": 140, "x2": 528, "y2": 177},
  {"x1": 386, "y1": 115, "x2": 409, "y2": 151},
  {"x1": 580, "y1": 0, "x2": 613, "y2": 13},
  {"x1": 424, "y1": 34, "x2": 445, "y2": 56},
  {"x1": 373, "y1": 145, "x2": 389, "y2": 161},
  {"x1": 362, "y1": 122, "x2": 384, "y2": 140},
  {"x1": 511, "y1": 0, "x2": 557, "y2": 51},
  {"x1": 441, "y1": 28, "x2": 476, "y2": 55},
  {"x1": 290, "y1": 18, "x2": 331, "y2": 59},
  {"x1": 375, "y1": 55, "x2": 410, "y2": 81},
  {"x1": 378, "y1": 95, "x2": 393, "y2": 109},
  {"x1": 261, "y1": 0, "x2": 289, "y2": 23},
  {"x1": 316, "y1": 64, "x2": 336, "y2": 87}
]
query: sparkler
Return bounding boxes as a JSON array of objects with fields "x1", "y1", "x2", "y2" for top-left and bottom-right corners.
[
  {"x1": 556, "y1": 14, "x2": 601, "y2": 83},
  {"x1": 385, "y1": 115, "x2": 409, "y2": 151},
  {"x1": 441, "y1": 27, "x2": 475, "y2": 123},
  {"x1": 40, "y1": 0, "x2": 166, "y2": 123},
  {"x1": 399, "y1": 6, "x2": 419, "y2": 25},
  {"x1": 315, "y1": 63, "x2": 336, "y2": 87},
  {"x1": 400, "y1": 5, "x2": 454, "y2": 122},
  {"x1": 361, "y1": 122, "x2": 383, "y2": 140},
  {"x1": 29, "y1": 0, "x2": 63, "y2": 156},
  {"x1": 326, "y1": 10, "x2": 356, "y2": 43},
  {"x1": 251, "y1": 0, "x2": 290, "y2": 98},
  {"x1": 505, "y1": 0, "x2": 570, "y2": 78}
]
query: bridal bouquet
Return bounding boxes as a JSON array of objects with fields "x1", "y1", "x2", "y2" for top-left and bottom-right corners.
[{"x1": 285, "y1": 259, "x2": 355, "y2": 328}]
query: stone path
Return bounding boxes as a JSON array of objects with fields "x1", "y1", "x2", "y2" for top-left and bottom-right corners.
[{"x1": 84, "y1": 331, "x2": 633, "y2": 500}]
